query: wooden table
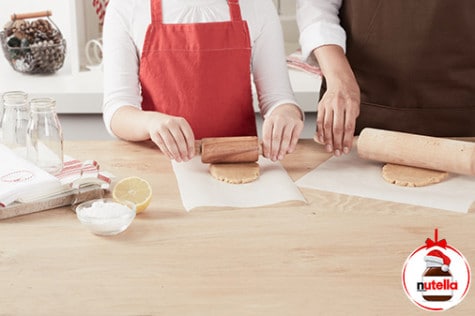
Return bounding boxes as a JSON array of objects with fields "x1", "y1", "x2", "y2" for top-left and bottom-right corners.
[{"x1": 1, "y1": 140, "x2": 474, "y2": 315}]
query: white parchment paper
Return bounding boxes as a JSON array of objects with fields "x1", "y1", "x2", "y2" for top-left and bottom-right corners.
[
  {"x1": 295, "y1": 151, "x2": 475, "y2": 213},
  {"x1": 172, "y1": 157, "x2": 306, "y2": 211}
]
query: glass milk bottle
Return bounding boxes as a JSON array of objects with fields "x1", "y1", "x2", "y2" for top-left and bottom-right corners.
[
  {"x1": 26, "y1": 97, "x2": 64, "y2": 175},
  {"x1": 1, "y1": 91, "x2": 29, "y2": 156}
]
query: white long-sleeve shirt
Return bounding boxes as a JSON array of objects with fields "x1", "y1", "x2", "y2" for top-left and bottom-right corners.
[
  {"x1": 102, "y1": 0, "x2": 300, "y2": 135},
  {"x1": 296, "y1": 0, "x2": 345, "y2": 63}
]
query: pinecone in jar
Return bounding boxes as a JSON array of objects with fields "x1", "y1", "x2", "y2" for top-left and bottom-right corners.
[
  {"x1": 3, "y1": 15, "x2": 66, "y2": 73},
  {"x1": 31, "y1": 19, "x2": 52, "y2": 42},
  {"x1": 29, "y1": 39, "x2": 65, "y2": 73},
  {"x1": 19, "y1": 21, "x2": 36, "y2": 43},
  {"x1": 3, "y1": 19, "x2": 27, "y2": 39},
  {"x1": 3, "y1": 20, "x2": 14, "y2": 36}
]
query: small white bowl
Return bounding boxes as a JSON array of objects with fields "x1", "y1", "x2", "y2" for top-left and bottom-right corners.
[{"x1": 75, "y1": 198, "x2": 136, "y2": 236}]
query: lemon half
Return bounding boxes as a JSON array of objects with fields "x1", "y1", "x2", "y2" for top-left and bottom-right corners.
[{"x1": 112, "y1": 176, "x2": 152, "y2": 214}]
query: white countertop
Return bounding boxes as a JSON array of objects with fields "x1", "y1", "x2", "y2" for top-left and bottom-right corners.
[{"x1": 0, "y1": 56, "x2": 320, "y2": 114}]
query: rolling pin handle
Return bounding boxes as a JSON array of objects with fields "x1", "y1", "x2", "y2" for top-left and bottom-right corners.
[{"x1": 194, "y1": 140, "x2": 202, "y2": 156}]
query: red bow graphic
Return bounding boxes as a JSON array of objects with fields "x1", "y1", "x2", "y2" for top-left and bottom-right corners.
[{"x1": 425, "y1": 228, "x2": 447, "y2": 249}]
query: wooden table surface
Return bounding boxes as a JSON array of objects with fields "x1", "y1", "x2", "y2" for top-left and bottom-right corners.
[{"x1": 1, "y1": 139, "x2": 474, "y2": 316}]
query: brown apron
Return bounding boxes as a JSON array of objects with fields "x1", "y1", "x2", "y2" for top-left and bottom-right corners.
[{"x1": 327, "y1": 0, "x2": 475, "y2": 136}]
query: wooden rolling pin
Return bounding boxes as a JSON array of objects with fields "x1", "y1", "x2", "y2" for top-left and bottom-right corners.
[
  {"x1": 357, "y1": 128, "x2": 475, "y2": 176},
  {"x1": 195, "y1": 136, "x2": 261, "y2": 163}
]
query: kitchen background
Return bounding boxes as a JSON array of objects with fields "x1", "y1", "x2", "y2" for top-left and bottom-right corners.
[{"x1": 0, "y1": 0, "x2": 320, "y2": 140}]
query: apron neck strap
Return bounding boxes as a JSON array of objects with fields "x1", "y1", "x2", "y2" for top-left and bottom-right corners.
[
  {"x1": 151, "y1": 0, "x2": 163, "y2": 24},
  {"x1": 150, "y1": 0, "x2": 243, "y2": 24},
  {"x1": 228, "y1": 0, "x2": 243, "y2": 21}
]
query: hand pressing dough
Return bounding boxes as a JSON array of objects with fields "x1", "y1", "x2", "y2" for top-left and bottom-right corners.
[
  {"x1": 209, "y1": 162, "x2": 259, "y2": 184},
  {"x1": 382, "y1": 163, "x2": 449, "y2": 187}
]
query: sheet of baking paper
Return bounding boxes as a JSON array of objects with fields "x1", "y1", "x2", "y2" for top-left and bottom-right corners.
[
  {"x1": 172, "y1": 157, "x2": 306, "y2": 211},
  {"x1": 295, "y1": 151, "x2": 475, "y2": 213}
]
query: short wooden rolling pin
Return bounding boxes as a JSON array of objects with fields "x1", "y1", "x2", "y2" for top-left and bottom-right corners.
[
  {"x1": 357, "y1": 128, "x2": 475, "y2": 176},
  {"x1": 195, "y1": 136, "x2": 261, "y2": 164}
]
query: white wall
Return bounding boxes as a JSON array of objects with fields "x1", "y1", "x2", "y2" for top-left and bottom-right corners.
[{"x1": 272, "y1": 0, "x2": 299, "y2": 54}]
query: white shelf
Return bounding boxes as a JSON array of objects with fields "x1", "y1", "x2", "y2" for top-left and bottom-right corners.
[
  {"x1": 287, "y1": 68, "x2": 321, "y2": 112},
  {"x1": 0, "y1": 57, "x2": 320, "y2": 114},
  {"x1": 0, "y1": 58, "x2": 103, "y2": 113}
]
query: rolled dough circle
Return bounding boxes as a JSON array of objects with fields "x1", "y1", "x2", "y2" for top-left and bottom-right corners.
[
  {"x1": 382, "y1": 163, "x2": 449, "y2": 187},
  {"x1": 209, "y1": 162, "x2": 259, "y2": 184}
]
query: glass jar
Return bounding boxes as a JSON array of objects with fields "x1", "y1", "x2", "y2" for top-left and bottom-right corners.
[
  {"x1": 1, "y1": 91, "x2": 29, "y2": 156},
  {"x1": 421, "y1": 266, "x2": 453, "y2": 302},
  {"x1": 26, "y1": 97, "x2": 64, "y2": 174}
]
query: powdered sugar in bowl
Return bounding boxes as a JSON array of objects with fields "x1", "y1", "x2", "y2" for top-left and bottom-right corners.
[{"x1": 75, "y1": 198, "x2": 136, "y2": 236}]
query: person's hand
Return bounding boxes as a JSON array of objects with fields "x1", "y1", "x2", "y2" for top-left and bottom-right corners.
[
  {"x1": 262, "y1": 104, "x2": 304, "y2": 161},
  {"x1": 313, "y1": 45, "x2": 360, "y2": 156},
  {"x1": 147, "y1": 113, "x2": 195, "y2": 162},
  {"x1": 315, "y1": 79, "x2": 360, "y2": 156}
]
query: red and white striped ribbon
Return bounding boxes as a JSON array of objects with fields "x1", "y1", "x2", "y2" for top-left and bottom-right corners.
[{"x1": 92, "y1": 0, "x2": 110, "y2": 25}]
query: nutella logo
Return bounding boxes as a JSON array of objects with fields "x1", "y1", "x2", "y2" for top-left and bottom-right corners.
[
  {"x1": 402, "y1": 229, "x2": 471, "y2": 311},
  {"x1": 417, "y1": 279, "x2": 458, "y2": 292}
]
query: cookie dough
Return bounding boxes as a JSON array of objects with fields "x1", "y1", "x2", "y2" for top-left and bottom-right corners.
[
  {"x1": 209, "y1": 162, "x2": 259, "y2": 184},
  {"x1": 382, "y1": 163, "x2": 449, "y2": 187}
]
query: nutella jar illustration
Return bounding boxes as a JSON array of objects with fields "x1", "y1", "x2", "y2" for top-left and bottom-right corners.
[
  {"x1": 403, "y1": 229, "x2": 470, "y2": 311},
  {"x1": 421, "y1": 250, "x2": 454, "y2": 301}
]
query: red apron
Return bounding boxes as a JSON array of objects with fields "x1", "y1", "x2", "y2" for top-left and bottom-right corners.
[{"x1": 139, "y1": 0, "x2": 257, "y2": 140}]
